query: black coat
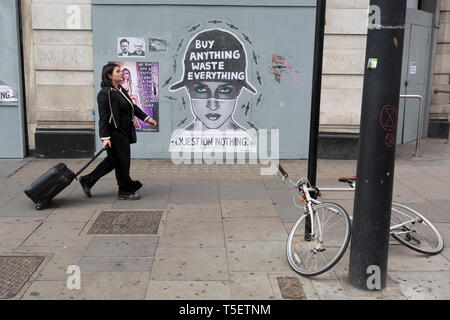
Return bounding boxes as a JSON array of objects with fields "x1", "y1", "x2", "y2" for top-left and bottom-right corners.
[{"x1": 97, "y1": 85, "x2": 149, "y2": 143}]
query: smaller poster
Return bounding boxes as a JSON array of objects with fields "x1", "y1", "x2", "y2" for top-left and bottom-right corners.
[
  {"x1": 110, "y1": 61, "x2": 159, "y2": 132},
  {"x1": 149, "y1": 38, "x2": 168, "y2": 52},
  {"x1": 0, "y1": 80, "x2": 18, "y2": 103},
  {"x1": 117, "y1": 37, "x2": 146, "y2": 57},
  {"x1": 410, "y1": 61, "x2": 417, "y2": 75}
]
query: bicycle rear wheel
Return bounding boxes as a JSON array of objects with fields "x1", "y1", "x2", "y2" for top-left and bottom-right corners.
[
  {"x1": 390, "y1": 202, "x2": 444, "y2": 255},
  {"x1": 286, "y1": 203, "x2": 351, "y2": 277}
]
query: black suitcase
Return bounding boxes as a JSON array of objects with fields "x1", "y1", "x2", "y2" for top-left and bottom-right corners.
[{"x1": 24, "y1": 147, "x2": 107, "y2": 210}]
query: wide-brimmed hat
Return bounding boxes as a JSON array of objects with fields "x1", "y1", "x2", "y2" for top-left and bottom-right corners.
[{"x1": 170, "y1": 29, "x2": 256, "y2": 95}]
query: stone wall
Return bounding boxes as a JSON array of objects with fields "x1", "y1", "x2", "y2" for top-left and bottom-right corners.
[
  {"x1": 21, "y1": 0, "x2": 94, "y2": 151},
  {"x1": 430, "y1": 0, "x2": 450, "y2": 120},
  {"x1": 321, "y1": 0, "x2": 368, "y2": 133}
]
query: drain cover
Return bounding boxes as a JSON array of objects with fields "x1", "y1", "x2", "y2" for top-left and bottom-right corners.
[
  {"x1": 88, "y1": 210, "x2": 163, "y2": 235},
  {"x1": 0, "y1": 256, "x2": 45, "y2": 299},
  {"x1": 277, "y1": 276, "x2": 306, "y2": 300}
]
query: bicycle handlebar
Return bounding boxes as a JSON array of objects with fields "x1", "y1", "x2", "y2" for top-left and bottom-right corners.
[{"x1": 278, "y1": 164, "x2": 288, "y2": 177}]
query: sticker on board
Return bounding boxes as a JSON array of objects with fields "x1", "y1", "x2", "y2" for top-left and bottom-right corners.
[
  {"x1": 409, "y1": 61, "x2": 417, "y2": 75},
  {"x1": 117, "y1": 37, "x2": 146, "y2": 57},
  {"x1": 149, "y1": 38, "x2": 168, "y2": 52},
  {"x1": 0, "y1": 80, "x2": 18, "y2": 103},
  {"x1": 109, "y1": 61, "x2": 159, "y2": 132}
]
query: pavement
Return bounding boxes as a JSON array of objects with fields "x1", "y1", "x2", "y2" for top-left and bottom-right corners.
[{"x1": 0, "y1": 138, "x2": 449, "y2": 300}]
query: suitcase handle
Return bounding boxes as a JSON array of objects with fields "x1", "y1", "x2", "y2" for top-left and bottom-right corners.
[{"x1": 74, "y1": 147, "x2": 108, "y2": 178}]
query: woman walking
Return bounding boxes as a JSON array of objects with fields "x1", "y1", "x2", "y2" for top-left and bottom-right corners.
[{"x1": 79, "y1": 63, "x2": 157, "y2": 200}]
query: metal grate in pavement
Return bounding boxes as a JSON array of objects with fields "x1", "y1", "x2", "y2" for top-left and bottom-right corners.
[
  {"x1": 277, "y1": 276, "x2": 306, "y2": 300},
  {"x1": 88, "y1": 210, "x2": 163, "y2": 235},
  {"x1": 0, "y1": 256, "x2": 45, "y2": 299}
]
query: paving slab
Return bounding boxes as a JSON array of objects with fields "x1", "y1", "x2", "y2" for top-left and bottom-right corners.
[
  {"x1": 78, "y1": 257, "x2": 154, "y2": 272},
  {"x1": 83, "y1": 236, "x2": 159, "y2": 258},
  {"x1": 151, "y1": 246, "x2": 228, "y2": 281},
  {"x1": 0, "y1": 239, "x2": 24, "y2": 253},
  {"x1": 159, "y1": 222, "x2": 224, "y2": 247},
  {"x1": 389, "y1": 271, "x2": 450, "y2": 300},
  {"x1": 111, "y1": 179, "x2": 171, "y2": 210},
  {"x1": 416, "y1": 165, "x2": 450, "y2": 181},
  {"x1": 223, "y1": 218, "x2": 287, "y2": 241},
  {"x1": 169, "y1": 180, "x2": 219, "y2": 204},
  {"x1": 20, "y1": 222, "x2": 92, "y2": 248},
  {"x1": 21, "y1": 281, "x2": 65, "y2": 300},
  {"x1": 334, "y1": 271, "x2": 405, "y2": 299},
  {"x1": 391, "y1": 201, "x2": 450, "y2": 223},
  {"x1": 391, "y1": 181, "x2": 429, "y2": 204},
  {"x1": 435, "y1": 223, "x2": 450, "y2": 261},
  {"x1": 14, "y1": 246, "x2": 86, "y2": 281},
  {"x1": 308, "y1": 271, "x2": 348, "y2": 300},
  {"x1": 0, "y1": 159, "x2": 32, "y2": 179},
  {"x1": 58, "y1": 271, "x2": 150, "y2": 300},
  {"x1": 0, "y1": 193, "x2": 56, "y2": 217},
  {"x1": 226, "y1": 240, "x2": 291, "y2": 273},
  {"x1": 404, "y1": 180, "x2": 450, "y2": 201},
  {"x1": 387, "y1": 244, "x2": 450, "y2": 271},
  {"x1": 266, "y1": 189, "x2": 304, "y2": 223},
  {"x1": 45, "y1": 207, "x2": 100, "y2": 223},
  {"x1": 166, "y1": 203, "x2": 222, "y2": 223},
  {"x1": 219, "y1": 180, "x2": 270, "y2": 200},
  {"x1": 229, "y1": 272, "x2": 276, "y2": 300},
  {"x1": 433, "y1": 200, "x2": 450, "y2": 213},
  {"x1": 262, "y1": 179, "x2": 291, "y2": 190},
  {"x1": 145, "y1": 280, "x2": 231, "y2": 300},
  {"x1": 0, "y1": 217, "x2": 43, "y2": 241},
  {"x1": 221, "y1": 200, "x2": 279, "y2": 218}
]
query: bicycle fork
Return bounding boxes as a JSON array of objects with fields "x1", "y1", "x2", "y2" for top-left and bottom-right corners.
[{"x1": 303, "y1": 184, "x2": 325, "y2": 253}]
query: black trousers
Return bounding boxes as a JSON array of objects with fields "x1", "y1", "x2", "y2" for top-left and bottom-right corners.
[{"x1": 82, "y1": 130, "x2": 142, "y2": 194}]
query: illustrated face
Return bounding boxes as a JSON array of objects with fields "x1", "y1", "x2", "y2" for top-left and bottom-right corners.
[
  {"x1": 135, "y1": 44, "x2": 144, "y2": 52},
  {"x1": 120, "y1": 42, "x2": 129, "y2": 53},
  {"x1": 187, "y1": 81, "x2": 243, "y2": 129},
  {"x1": 122, "y1": 69, "x2": 130, "y2": 80}
]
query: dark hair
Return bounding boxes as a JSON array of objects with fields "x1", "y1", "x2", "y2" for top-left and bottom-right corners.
[
  {"x1": 120, "y1": 39, "x2": 129, "y2": 45},
  {"x1": 101, "y1": 63, "x2": 119, "y2": 88}
]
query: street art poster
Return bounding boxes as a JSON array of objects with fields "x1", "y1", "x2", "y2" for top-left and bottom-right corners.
[
  {"x1": 117, "y1": 37, "x2": 146, "y2": 57},
  {"x1": 110, "y1": 61, "x2": 159, "y2": 132},
  {"x1": 149, "y1": 38, "x2": 168, "y2": 52},
  {"x1": 169, "y1": 28, "x2": 257, "y2": 153},
  {"x1": 0, "y1": 80, "x2": 18, "y2": 103}
]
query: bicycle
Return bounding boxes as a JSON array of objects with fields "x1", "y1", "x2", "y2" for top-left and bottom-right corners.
[{"x1": 278, "y1": 165, "x2": 444, "y2": 277}]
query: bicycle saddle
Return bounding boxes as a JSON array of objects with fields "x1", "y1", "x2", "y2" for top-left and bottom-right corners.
[{"x1": 338, "y1": 176, "x2": 356, "y2": 185}]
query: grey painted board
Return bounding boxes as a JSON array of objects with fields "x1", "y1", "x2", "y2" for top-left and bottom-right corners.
[
  {"x1": 93, "y1": 2, "x2": 316, "y2": 159},
  {"x1": 398, "y1": 8, "x2": 433, "y2": 144},
  {"x1": 0, "y1": 0, "x2": 25, "y2": 158},
  {"x1": 93, "y1": 0, "x2": 316, "y2": 7}
]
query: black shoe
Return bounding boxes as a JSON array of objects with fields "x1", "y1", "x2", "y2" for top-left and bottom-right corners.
[
  {"x1": 79, "y1": 177, "x2": 91, "y2": 198},
  {"x1": 118, "y1": 192, "x2": 141, "y2": 200}
]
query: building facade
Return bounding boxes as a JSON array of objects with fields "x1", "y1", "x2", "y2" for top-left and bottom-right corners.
[{"x1": 1, "y1": 0, "x2": 448, "y2": 159}]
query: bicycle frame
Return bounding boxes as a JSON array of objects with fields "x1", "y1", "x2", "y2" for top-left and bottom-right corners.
[
  {"x1": 282, "y1": 176, "x2": 326, "y2": 247},
  {"x1": 282, "y1": 174, "x2": 419, "y2": 237}
]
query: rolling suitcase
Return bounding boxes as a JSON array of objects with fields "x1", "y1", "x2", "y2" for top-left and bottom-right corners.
[{"x1": 24, "y1": 147, "x2": 107, "y2": 210}]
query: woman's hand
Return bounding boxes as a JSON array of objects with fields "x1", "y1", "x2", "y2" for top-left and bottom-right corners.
[
  {"x1": 102, "y1": 139, "x2": 111, "y2": 149},
  {"x1": 147, "y1": 118, "x2": 157, "y2": 127}
]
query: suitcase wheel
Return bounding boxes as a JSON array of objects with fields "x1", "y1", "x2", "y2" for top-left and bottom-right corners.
[{"x1": 35, "y1": 203, "x2": 44, "y2": 211}]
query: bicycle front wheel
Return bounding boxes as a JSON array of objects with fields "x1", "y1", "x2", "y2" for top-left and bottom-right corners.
[
  {"x1": 286, "y1": 203, "x2": 351, "y2": 277},
  {"x1": 390, "y1": 202, "x2": 444, "y2": 255}
]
